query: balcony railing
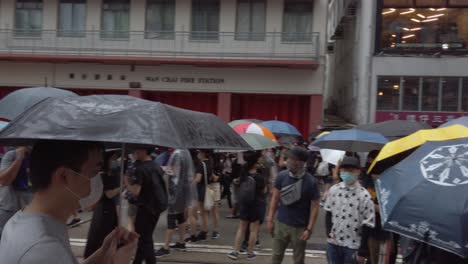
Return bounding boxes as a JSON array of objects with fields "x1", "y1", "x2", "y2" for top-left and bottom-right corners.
[{"x1": 0, "y1": 29, "x2": 320, "y2": 61}]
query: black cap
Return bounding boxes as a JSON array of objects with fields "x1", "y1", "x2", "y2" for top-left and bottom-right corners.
[
  {"x1": 341, "y1": 156, "x2": 360, "y2": 169},
  {"x1": 287, "y1": 147, "x2": 309, "y2": 162}
]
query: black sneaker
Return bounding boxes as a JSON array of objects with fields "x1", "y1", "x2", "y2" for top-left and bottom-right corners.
[
  {"x1": 227, "y1": 251, "x2": 239, "y2": 260},
  {"x1": 169, "y1": 242, "x2": 187, "y2": 251},
  {"x1": 155, "y1": 248, "x2": 171, "y2": 258},
  {"x1": 240, "y1": 244, "x2": 247, "y2": 254},
  {"x1": 196, "y1": 231, "x2": 207, "y2": 241},
  {"x1": 246, "y1": 252, "x2": 256, "y2": 261},
  {"x1": 184, "y1": 235, "x2": 198, "y2": 243},
  {"x1": 211, "y1": 231, "x2": 220, "y2": 239}
]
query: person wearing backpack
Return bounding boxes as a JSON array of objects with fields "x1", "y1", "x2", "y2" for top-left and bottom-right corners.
[
  {"x1": 227, "y1": 152, "x2": 267, "y2": 261},
  {"x1": 267, "y1": 147, "x2": 321, "y2": 264},
  {"x1": 126, "y1": 147, "x2": 168, "y2": 264}
]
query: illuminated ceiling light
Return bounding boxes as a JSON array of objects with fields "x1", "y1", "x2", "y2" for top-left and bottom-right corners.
[
  {"x1": 403, "y1": 28, "x2": 410, "y2": 31},
  {"x1": 382, "y1": 8, "x2": 396, "y2": 15},
  {"x1": 378, "y1": 92, "x2": 384, "y2": 96},
  {"x1": 402, "y1": 34, "x2": 415, "y2": 39},
  {"x1": 402, "y1": 41, "x2": 407, "y2": 43},
  {"x1": 393, "y1": 85, "x2": 400, "y2": 89},
  {"x1": 442, "y1": 43, "x2": 449, "y2": 49},
  {"x1": 436, "y1": 8, "x2": 446, "y2": 11},
  {"x1": 417, "y1": 14, "x2": 426, "y2": 18},
  {"x1": 430, "y1": 8, "x2": 436, "y2": 11},
  {"x1": 400, "y1": 9, "x2": 415, "y2": 15},
  {"x1": 411, "y1": 18, "x2": 421, "y2": 22},
  {"x1": 410, "y1": 27, "x2": 422, "y2": 31},
  {"x1": 428, "y1": 14, "x2": 445, "y2": 18},
  {"x1": 392, "y1": 34, "x2": 396, "y2": 37},
  {"x1": 422, "y1": 18, "x2": 439, "y2": 22}
]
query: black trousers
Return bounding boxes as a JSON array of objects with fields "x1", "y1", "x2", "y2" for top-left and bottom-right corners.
[{"x1": 133, "y1": 207, "x2": 160, "y2": 264}]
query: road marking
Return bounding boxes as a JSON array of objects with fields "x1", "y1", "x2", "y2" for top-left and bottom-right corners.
[{"x1": 69, "y1": 238, "x2": 326, "y2": 257}]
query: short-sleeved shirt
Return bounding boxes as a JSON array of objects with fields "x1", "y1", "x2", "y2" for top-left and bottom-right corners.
[
  {"x1": 324, "y1": 182, "x2": 375, "y2": 250},
  {"x1": 195, "y1": 161, "x2": 213, "y2": 185},
  {"x1": 274, "y1": 170, "x2": 320, "y2": 228},
  {"x1": 0, "y1": 211, "x2": 77, "y2": 263},
  {"x1": 0, "y1": 151, "x2": 21, "y2": 212},
  {"x1": 134, "y1": 160, "x2": 165, "y2": 215}
]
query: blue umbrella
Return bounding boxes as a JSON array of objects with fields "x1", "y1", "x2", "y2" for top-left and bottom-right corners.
[
  {"x1": 440, "y1": 116, "x2": 468, "y2": 128},
  {"x1": 261, "y1": 120, "x2": 301, "y2": 136},
  {"x1": 0, "y1": 87, "x2": 77, "y2": 120},
  {"x1": 375, "y1": 138, "x2": 468, "y2": 257},
  {"x1": 311, "y1": 129, "x2": 388, "y2": 152}
]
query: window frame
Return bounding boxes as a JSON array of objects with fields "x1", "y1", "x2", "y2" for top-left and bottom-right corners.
[
  {"x1": 281, "y1": 0, "x2": 314, "y2": 43},
  {"x1": 57, "y1": 0, "x2": 87, "y2": 38},
  {"x1": 100, "y1": 0, "x2": 131, "y2": 40},
  {"x1": 190, "y1": 0, "x2": 221, "y2": 42},
  {"x1": 235, "y1": 0, "x2": 267, "y2": 41},
  {"x1": 14, "y1": 0, "x2": 43, "y2": 38},
  {"x1": 145, "y1": 0, "x2": 176, "y2": 40}
]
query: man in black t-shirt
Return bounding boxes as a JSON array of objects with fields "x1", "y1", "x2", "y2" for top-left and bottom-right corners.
[{"x1": 126, "y1": 147, "x2": 167, "y2": 264}]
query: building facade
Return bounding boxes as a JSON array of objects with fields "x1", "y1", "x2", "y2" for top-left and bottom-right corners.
[
  {"x1": 327, "y1": 0, "x2": 468, "y2": 127},
  {"x1": 0, "y1": 0, "x2": 328, "y2": 136}
]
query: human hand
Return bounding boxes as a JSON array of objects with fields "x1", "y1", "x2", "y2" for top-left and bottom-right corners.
[
  {"x1": 267, "y1": 220, "x2": 275, "y2": 237},
  {"x1": 100, "y1": 227, "x2": 139, "y2": 264},
  {"x1": 15, "y1": 147, "x2": 28, "y2": 160},
  {"x1": 356, "y1": 255, "x2": 367, "y2": 264},
  {"x1": 300, "y1": 230, "x2": 312, "y2": 241}
]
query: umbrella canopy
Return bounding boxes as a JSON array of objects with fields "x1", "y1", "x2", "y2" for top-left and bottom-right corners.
[
  {"x1": 368, "y1": 125, "x2": 468, "y2": 174},
  {"x1": 311, "y1": 129, "x2": 388, "y2": 152},
  {"x1": 440, "y1": 116, "x2": 468, "y2": 128},
  {"x1": 0, "y1": 87, "x2": 78, "y2": 121},
  {"x1": 240, "y1": 133, "x2": 278, "y2": 150},
  {"x1": 232, "y1": 122, "x2": 276, "y2": 141},
  {"x1": 356, "y1": 120, "x2": 431, "y2": 141},
  {"x1": 0, "y1": 95, "x2": 252, "y2": 150},
  {"x1": 228, "y1": 119, "x2": 262, "y2": 127},
  {"x1": 0, "y1": 121, "x2": 9, "y2": 131},
  {"x1": 261, "y1": 120, "x2": 302, "y2": 136},
  {"x1": 375, "y1": 138, "x2": 468, "y2": 257},
  {"x1": 278, "y1": 135, "x2": 302, "y2": 145}
]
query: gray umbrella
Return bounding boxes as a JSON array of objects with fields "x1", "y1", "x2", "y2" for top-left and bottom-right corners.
[
  {"x1": 0, "y1": 95, "x2": 251, "y2": 150},
  {"x1": 356, "y1": 120, "x2": 431, "y2": 141},
  {"x1": 0, "y1": 87, "x2": 77, "y2": 121}
]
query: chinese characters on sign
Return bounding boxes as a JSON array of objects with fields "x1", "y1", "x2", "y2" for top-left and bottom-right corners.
[{"x1": 375, "y1": 111, "x2": 465, "y2": 127}]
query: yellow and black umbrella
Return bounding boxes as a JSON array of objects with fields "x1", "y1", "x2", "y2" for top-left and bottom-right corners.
[{"x1": 368, "y1": 124, "x2": 468, "y2": 174}]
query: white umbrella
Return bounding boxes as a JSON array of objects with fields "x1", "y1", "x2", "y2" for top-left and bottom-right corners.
[{"x1": 320, "y1": 148, "x2": 345, "y2": 165}]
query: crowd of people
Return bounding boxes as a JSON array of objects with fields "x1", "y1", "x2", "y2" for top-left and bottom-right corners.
[{"x1": 0, "y1": 136, "x2": 466, "y2": 264}]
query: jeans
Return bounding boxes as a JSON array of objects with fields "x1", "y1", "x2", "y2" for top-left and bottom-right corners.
[
  {"x1": 133, "y1": 208, "x2": 159, "y2": 264},
  {"x1": 272, "y1": 221, "x2": 307, "y2": 264},
  {"x1": 327, "y1": 243, "x2": 358, "y2": 264}
]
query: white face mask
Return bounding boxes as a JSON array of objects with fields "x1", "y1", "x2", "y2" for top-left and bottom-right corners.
[{"x1": 66, "y1": 170, "x2": 103, "y2": 210}]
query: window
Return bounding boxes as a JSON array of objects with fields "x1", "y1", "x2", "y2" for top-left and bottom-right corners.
[
  {"x1": 191, "y1": 0, "x2": 220, "y2": 41},
  {"x1": 383, "y1": 0, "x2": 414, "y2": 7},
  {"x1": 377, "y1": 77, "x2": 401, "y2": 110},
  {"x1": 380, "y1": 5, "x2": 468, "y2": 52},
  {"x1": 58, "y1": 0, "x2": 86, "y2": 37},
  {"x1": 101, "y1": 0, "x2": 130, "y2": 39},
  {"x1": 441, "y1": 77, "x2": 459, "y2": 111},
  {"x1": 282, "y1": 0, "x2": 313, "y2": 42},
  {"x1": 146, "y1": 0, "x2": 175, "y2": 39},
  {"x1": 236, "y1": 0, "x2": 266, "y2": 41},
  {"x1": 462, "y1": 78, "x2": 468, "y2": 111},
  {"x1": 422, "y1": 77, "x2": 439, "y2": 111},
  {"x1": 415, "y1": 0, "x2": 446, "y2": 5},
  {"x1": 402, "y1": 77, "x2": 420, "y2": 110},
  {"x1": 449, "y1": 0, "x2": 468, "y2": 5},
  {"x1": 15, "y1": 0, "x2": 43, "y2": 37}
]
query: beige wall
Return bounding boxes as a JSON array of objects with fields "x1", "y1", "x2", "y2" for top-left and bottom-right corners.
[{"x1": 0, "y1": 61, "x2": 323, "y2": 95}]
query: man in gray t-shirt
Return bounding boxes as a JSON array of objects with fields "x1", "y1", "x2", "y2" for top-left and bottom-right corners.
[{"x1": 0, "y1": 147, "x2": 30, "y2": 236}]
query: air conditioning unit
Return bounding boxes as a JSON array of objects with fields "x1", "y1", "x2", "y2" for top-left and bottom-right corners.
[{"x1": 327, "y1": 42, "x2": 335, "y2": 54}]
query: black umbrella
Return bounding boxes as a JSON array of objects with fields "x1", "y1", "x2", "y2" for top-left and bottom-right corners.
[
  {"x1": 356, "y1": 120, "x2": 431, "y2": 141},
  {"x1": 0, "y1": 95, "x2": 251, "y2": 150}
]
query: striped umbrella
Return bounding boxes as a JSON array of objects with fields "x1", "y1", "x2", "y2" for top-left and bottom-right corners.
[{"x1": 231, "y1": 122, "x2": 276, "y2": 141}]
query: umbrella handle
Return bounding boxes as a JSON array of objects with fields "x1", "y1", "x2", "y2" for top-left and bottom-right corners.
[{"x1": 119, "y1": 143, "x2": 129, "y2": 229}]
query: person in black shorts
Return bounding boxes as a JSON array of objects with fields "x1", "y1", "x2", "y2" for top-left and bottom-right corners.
[{"x1": 227, "y1": 152, "x2": 267, "y2": 261}]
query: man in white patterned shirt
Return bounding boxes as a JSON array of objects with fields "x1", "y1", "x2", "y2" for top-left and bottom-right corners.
[{"x1": 324, "y1": 156, "x2": 375, "y2": 264}]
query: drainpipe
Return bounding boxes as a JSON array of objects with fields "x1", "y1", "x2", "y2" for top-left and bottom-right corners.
[{"x1": 356, "y1": 0, "x2": 376, "y2": 124}]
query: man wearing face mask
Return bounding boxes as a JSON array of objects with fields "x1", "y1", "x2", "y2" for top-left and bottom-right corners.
[
  {"x1": 0, "y1": 140, "x2": 139, "y2": 264},
  {"x1": 324, "y1": 156, "x2": 375, "y2": 264},
  {"x1": 267, "y1": 147, "x2": 320, "y2": 264}
]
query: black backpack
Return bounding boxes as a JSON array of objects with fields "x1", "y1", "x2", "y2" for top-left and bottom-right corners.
[
  {"x1": 150, "y1": 164, "x2": 168, "y2": 214},
  {"x1": 238, "y1": 176, "x2": 256, "y2": 204}
]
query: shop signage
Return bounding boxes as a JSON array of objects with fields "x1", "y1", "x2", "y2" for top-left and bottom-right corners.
[
  {"x1": 145, "y1": 76, "x2": 224, "y2": 84},
  {"x1": 375, "y1": 111, "x2": 465, "y2": 127}
]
